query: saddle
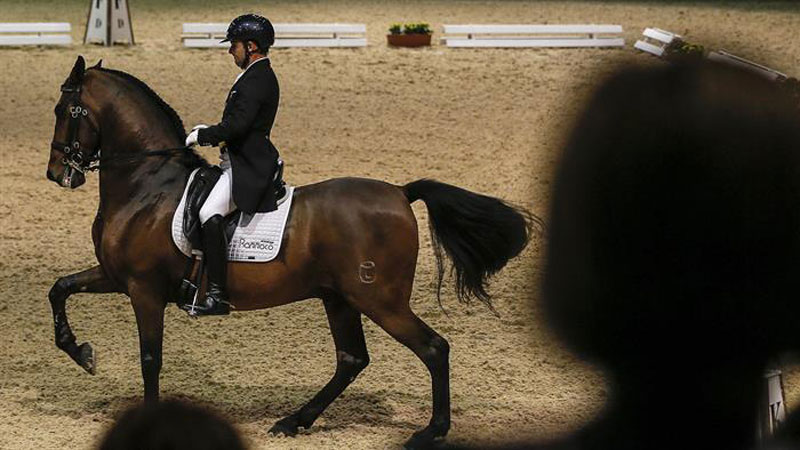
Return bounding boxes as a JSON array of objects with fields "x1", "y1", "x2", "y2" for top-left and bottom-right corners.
[{"x1": 182, "y1": 160, "x2": 286, "y2": 249}]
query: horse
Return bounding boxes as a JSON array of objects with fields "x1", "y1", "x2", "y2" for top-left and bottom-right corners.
[{"x1": 45, "y1": 56, "x2": 537, "y2": 449}]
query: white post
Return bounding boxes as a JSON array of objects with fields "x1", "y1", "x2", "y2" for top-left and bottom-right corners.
[{"x1": 85, "y1": 0, "x2": 134, "y2": 46}]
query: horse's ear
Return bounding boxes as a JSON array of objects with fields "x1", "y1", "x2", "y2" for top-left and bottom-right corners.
[
  {"x1": 91, "y1": 59, "x2": 103, "y2": 69},
  {"x1": 67, "y1": 55, "x2": 86, "y2": 85}
]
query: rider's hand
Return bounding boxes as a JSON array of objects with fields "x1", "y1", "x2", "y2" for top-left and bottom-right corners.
[
  {"x1": 185, "y1": 125, "x2": 208, "y2": 147},
  {"x1": 185, "y1": 129, "x2": 200, "y2": 147}
]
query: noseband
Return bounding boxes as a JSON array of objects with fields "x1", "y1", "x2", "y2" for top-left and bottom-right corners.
[{"x1": 50, "y1": 84, "x2": 101, "y2": 184}]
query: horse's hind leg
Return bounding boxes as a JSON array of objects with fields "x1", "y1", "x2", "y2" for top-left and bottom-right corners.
[
  {"x1": 48, "y1": 265, "x2": 120, "y2": 375},
  {"x1": 269, "y1": 291, "x2": 369, "y2": 437},
  {"x1": 364, "y1": 305, "x2": 450, "y2": 449}
]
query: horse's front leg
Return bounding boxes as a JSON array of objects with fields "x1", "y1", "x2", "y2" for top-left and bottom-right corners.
[
  {"x1": 48, "y1": 265, "x2": 121, "y2": 375},
  {"x1": 129, "y1": 280, "x2": 167, "y2": 404}
]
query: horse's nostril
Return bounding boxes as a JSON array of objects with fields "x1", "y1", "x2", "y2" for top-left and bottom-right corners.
[{"x1": 47, "y1": 170, "x2": 57, "y2": 182}]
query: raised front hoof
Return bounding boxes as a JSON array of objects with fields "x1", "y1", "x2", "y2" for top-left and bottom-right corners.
[
  {"x1": 76, "y1": 342, "x2": 96, "y2": 375},
  {"x1": 268, "y1": 415, "x2": 300, "y2": 437},
  {"x1": 404, "y1": 426, "x2": 447, "y2": 450}
]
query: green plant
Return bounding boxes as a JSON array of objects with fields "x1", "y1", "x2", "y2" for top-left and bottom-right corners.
[
  {"x1": 665, "y1": 39, "x2": 705, "y2": 60},
  {"x1": 404, "y1": 22, "x2": 431, "y2": 34},
  {"x1": 403, "y1": 22, "x2": 431, "y2": 34},
  {"x1": 388, "y1": 22, "x2": 432, "y2": 35}
]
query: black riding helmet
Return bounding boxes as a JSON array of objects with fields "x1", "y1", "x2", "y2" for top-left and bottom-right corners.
[{"x1": 221, "y1": 14, "x2": 275, "y2": 51}]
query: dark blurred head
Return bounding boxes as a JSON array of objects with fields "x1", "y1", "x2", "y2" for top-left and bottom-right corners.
[
  {"x1": 97, "y1": 400, "x2": 246, "y2": 450},
  {"x1": 544, "y1": 60, "x2": 800, "y2": 370}
]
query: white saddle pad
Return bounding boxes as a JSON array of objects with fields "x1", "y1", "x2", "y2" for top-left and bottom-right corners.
[{"x1": 171, "y1": 168, "x2": 295, "y2": 262}]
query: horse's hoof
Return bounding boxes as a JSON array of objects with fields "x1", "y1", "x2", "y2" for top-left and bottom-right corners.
[
  {"x1": 77, "y1": 342, "x2": 96, "y2": 375},
  {"x1": 268, "y1": 417, "x2": 299, "y2": 437},
  {"x1": 404, "y1": 427, "x2": 446, "y2": 450}
]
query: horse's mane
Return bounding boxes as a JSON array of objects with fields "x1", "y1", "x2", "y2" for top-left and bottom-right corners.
[{"x1": 91, "y1": 67, "x2": 206, "y2": 168}]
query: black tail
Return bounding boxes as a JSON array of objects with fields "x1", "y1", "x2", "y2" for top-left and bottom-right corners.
[{"x1": 403, "y1": 179, "x2": 543, "y2": 312}]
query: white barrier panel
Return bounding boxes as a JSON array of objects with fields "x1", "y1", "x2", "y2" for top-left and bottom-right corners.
[
  {"x1": 183, "y1": 23, "x2": 367, "y2": 48},
  {"x1": 0, "y1": 22, "x2": 72, "y2": 46},
  {"x1": 442, "y1": 24, "x2": 624, "y2": 48},
  {"x1": 633, "y1": 27, "x2": 680, "y2": 57}
]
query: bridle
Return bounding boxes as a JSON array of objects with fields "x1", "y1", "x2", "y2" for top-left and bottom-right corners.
[
  {"x1": 50, "y1": 82, "x2": 189, "y2": 184},
  {"x1": 50, "y1": 83, "x2": 100, "y2": 184}
]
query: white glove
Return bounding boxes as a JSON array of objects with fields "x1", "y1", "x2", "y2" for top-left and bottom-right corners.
[
  {"x1": 185, "y1": 124, "x2": 209, "y2": 147},
  {"x1": 185, "y1": 129, "x2": 199, "y2": 147}
]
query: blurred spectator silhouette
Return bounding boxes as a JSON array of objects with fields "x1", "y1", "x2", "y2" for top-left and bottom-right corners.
[
  {"x1": 97, "y1": 399, "x2": 246, "y2": 450},
  {"x1": 543, "y1": 57, "x2": 800, "y2": 450},
  {"x1": 445, "y1": 60, "x2": 800, "y2": 449}
]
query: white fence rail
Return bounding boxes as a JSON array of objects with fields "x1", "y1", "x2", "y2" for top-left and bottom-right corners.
[
  {"x1": 0, "y1": 23, "x2": 72, "y2": 46},
  {"x1": 708, "y1": 50, "x2": 788, "y2": 82},
  {"x1": 442, "y1": 24, "x2": 624, "y2": 48},
  {"x1": 182, "y1": 23, "x2": 367, "y2": 48},
  {"x1": 634, "y1": 27, "x2": 788, "y2": 82}
]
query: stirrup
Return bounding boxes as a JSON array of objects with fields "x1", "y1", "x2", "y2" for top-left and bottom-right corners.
[
  {"x1": 181, "y1": 298, "x2": 231, "y2": 317},
  {"x1": 180, "y1": 289, "x2": 231, "y2": 317}
]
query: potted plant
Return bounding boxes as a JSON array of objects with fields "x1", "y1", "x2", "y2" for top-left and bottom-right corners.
[{"x1": 387, "y1": 22, "x2": 432, "y2": 47}]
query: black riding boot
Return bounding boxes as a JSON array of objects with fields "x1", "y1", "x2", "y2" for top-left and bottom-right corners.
[{"x1": 190, "y1": 214, "x2": 230, "y2": 316}]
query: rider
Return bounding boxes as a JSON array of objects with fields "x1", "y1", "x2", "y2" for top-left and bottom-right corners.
[{"x1": 184, "y1": 13, "x2": 281, "y2": 316}]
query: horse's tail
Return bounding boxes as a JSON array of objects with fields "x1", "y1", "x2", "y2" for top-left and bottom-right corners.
[{"x1": 403, "y1": 179, "x2": 543, "y2": 312}]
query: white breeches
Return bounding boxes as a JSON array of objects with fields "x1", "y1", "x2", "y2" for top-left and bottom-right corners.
[{"x1": 199, "y1": 165, "x2": 236, "y2": 224}]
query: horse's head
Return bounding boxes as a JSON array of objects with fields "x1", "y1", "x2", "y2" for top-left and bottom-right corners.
[{"x1": 47, "y1": 56, "x2": 102, "y2": 188}]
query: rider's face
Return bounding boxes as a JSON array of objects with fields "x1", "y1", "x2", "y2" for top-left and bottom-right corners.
[
  {"x1": 228, "y1": 41, "x2": 255, "y2": 69},
  {"x1": 228, "y1": 41, "x2": 244, "y2": 68}
]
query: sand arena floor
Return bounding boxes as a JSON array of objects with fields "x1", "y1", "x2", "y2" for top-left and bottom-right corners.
[{"x1": 1, "y1": 1, "x2": 799, "y2": 448}]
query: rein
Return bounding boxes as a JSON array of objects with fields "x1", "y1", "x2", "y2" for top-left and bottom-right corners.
[
  {"x1": 93, "y1": 147, "x2": 191, "y2": 170},
  {"x1": 51, "y1": 83, "x2": 190, "y2": 178}
]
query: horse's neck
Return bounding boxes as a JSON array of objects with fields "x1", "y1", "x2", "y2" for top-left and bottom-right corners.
[
  {"x1": 97, "y1": 88, "x2": 181, "y2": 159},
  {"x1": 92, "y1": 75, "x2": 190, "y2": 210}
]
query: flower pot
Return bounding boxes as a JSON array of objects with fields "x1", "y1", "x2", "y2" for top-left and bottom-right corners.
[{"x1": 387, "y1": 33, "x2": 432, "y2": 47}]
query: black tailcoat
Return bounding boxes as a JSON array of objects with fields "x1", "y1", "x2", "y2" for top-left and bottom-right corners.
[{"x1": 198, "y1": 58, "x2": 280, "y2": 213}]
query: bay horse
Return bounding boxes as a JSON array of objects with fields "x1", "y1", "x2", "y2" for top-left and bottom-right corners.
[{"x1": 46, "y1": 56, "x2": 536, "y2": 449}]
